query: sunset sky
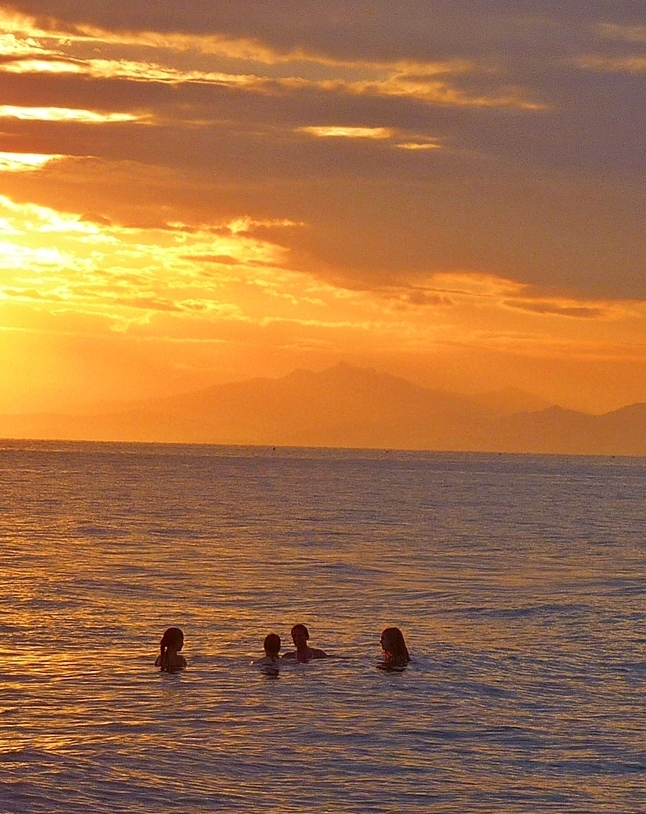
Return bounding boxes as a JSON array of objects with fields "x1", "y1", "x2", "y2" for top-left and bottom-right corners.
[{"x1": 0, "y1": 1, "x2": 645, "y2": 415}]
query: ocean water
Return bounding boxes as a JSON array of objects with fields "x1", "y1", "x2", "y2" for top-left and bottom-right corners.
[{"x1": 0, "y1": 441, "x2": 644, "y2": 813}]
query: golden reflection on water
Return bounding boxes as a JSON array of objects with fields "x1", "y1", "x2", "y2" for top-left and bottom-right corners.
[{"x1": 0, "y1": 443, "x2": 643, "y2": 813}]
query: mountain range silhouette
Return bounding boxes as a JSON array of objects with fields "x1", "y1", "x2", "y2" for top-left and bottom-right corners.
[{"x1": 1, "y1": 362, "x2": 644, "y2": 456}]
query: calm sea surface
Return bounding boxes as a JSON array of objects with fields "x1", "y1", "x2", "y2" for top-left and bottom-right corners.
[{"x1": 0, "y1": 441, "x2": 644, "y2": 813}]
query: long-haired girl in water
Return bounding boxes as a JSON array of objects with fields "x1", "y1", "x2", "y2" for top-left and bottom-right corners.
[
  {"x1": 155, "y1": 627, "x2": 187, "y2": 672},
  {"x1": 379, "y1": 626, "x2": 410, "y2": 670}
]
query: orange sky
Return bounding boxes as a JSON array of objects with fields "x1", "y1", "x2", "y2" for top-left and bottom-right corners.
[{"x1": 0, "y1": 2, "x2": 645, "y2": 415}]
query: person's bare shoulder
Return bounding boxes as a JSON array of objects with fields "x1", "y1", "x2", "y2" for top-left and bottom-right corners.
[
  {"x1": 310, "y1": 648, "x2": 329, "y2": 659},
  {"x1": 281, "y1": 651, "x2": 297, "y2": 659},
  {"x1": 252, "y1": 655, "x2": 279, "y2": 666}
]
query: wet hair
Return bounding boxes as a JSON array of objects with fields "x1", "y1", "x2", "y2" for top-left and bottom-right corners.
[
  {"x1": 291, "y1": 624, "x2": 309, "y2": 641},
  {"x1": 159, "y1": 626, "x2": 184, "y2": 671},
  {"x1": 380, "y1": 627, "x2": 410, "y2": 664},
  {"x1": 263, "y1": 633, "x2": 281, "y2": 656}
]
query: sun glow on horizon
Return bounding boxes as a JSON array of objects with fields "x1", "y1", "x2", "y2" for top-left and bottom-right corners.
[{"x1": 0, "y1": 192, "x2": 641, "y2": 366}]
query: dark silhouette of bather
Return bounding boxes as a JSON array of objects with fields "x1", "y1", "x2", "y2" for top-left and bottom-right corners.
[
  {"x1": 252, "y1": 632, "x2": 282, "y2": 666},
  {"x1": 282, "y1": 624, "x2": 328, "y2": 663},
  {"x1": 155, "y1": 626, "x2": 187, "y2": 672},
  {"x1": 378, "y1": 626, "x2": 410, "y2": 670}
]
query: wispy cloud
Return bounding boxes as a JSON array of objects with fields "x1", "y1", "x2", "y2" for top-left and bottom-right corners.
[
  {"x1": 0, "y1": 105, "x2": 143, "y2": 122},
  {"x1": 0, "y1": 151, "x2": 64, "y2": 171},
  {"x1": 576, "y1": 55, "x2": 646, "y2": 74},
  {"x1": 598, "y1": 24, "x2": 646, "y2": 44},
  {"x1": 0, "y1": 8, "x2": 544, "y2": 110},
  {"x1": 503, "y1": 300, "x2": 614, "y2": 320},
  {"x1": 296, "y1": 125, "x2": 395, "y2": 139},
  {"x1": 295, "y1": 125, "x2": 444, "y2": 154}
]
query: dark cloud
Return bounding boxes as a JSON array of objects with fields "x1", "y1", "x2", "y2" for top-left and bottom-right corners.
[
  {"x1": 4, "y1": 110, "x2": 645, "y2": 300},
  {"x1": 502, "y1": 300, "x2": 608, "y2": 319},
  {"x1": 1, "y1": 0, "x2": 645, "y2": 301},
  {"x1": 7, "y1": 1, "x2": 646, "y2": 58}
]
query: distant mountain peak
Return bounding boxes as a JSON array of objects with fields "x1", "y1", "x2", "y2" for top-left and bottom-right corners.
[
  {"x1": 471, "y1": 386, "x2": 552, "y2": 416},
  {"x1": 2, "y1": 362, "x2": 645, "y2": 455},
  {"x1": 285, "y1": 362, "x2": 409, "y2": 388}
]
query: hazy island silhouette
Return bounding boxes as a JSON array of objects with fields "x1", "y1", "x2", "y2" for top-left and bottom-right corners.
[{"x1": 0, "y1": 362, "x2": 644, "y2": 456}]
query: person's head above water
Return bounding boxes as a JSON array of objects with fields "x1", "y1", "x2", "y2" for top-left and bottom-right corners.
[
  {"x1": 156, "y1": 626, "x2": 187, "y2": 672},
  {"x1": 290, "y1": 624, "x2": 309, "y2": 646},
  {"x1": 252, "y1": 632, "x2": 282, "y2": 667},
  {"x1": 380, "y1": 627, "x2": 410, "y2": 666},
  {"x1": 161, "y1": 626, "x2": 184, "y2": 652},
  {"x1": 282, "y1": 623, "x2": 329, "y2": 662},
  {"x1": 264, "y1": 633, "x2": 281, "y2": 657}
]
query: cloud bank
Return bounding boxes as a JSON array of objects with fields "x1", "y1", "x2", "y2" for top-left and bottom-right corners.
[{"x1": 0, "y1": 1, "x2": 644, "y2": 414}]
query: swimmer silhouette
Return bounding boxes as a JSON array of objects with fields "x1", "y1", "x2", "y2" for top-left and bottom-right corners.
[
  {"x1": 378, "y1": 627, "x2": 410, "y2": 670},
  {"x1": 282, "y1": 624, "x2": 328, "y2": 663},
  {"x1": 155, "y1": 627, "x2": 187, "y2": 672},
  {"x1": 252, "y1": 633, "x2": 282, "y2": 666}
]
